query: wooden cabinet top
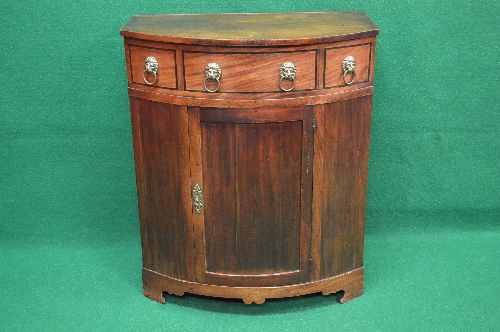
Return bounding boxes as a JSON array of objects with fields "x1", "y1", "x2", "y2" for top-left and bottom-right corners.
[{"x1": 120, "y1": 12, "x2": 379, "y2": 46}]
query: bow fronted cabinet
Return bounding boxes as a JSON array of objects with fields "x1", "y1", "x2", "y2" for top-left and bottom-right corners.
[{"x1": 120, "y1": 12, "x2": 378, "y2": 305}]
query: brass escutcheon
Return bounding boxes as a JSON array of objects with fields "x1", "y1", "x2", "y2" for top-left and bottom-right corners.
[{"x1": 192, "y1": 183, "x2": 203, "y2": 214}]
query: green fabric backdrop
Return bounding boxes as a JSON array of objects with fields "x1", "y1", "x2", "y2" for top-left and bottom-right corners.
[{"x1": 1, "y1": 0, "x2": 498, "y2": 330}]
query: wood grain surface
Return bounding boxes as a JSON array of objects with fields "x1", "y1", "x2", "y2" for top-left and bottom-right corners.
[{"x1": 121, "y1": 12, "x2": 379, "y2": 46}]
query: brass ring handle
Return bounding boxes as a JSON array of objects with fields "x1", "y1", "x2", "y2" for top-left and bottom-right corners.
[
  {"x1": 203, "y1": 77, "x2": 221, "y2": 93},
  {"x1": 143, "y1": 56, "x2": 158, "y2": 86},
  {"x1": 204, "y1": 63, "x2": 222, "y2": 93},
  {"x1": 279, "y1": 77, "x2": 296, "y2": 92},
  {"x1": 342, "y1": 56, "x2": 356, "y2": 86},
  {"x1": 279, "y1": 62, "x2": 296, "y2": 92},
  {"x1": 343, "y1": 71, "x2": 356, "y2": 85}
]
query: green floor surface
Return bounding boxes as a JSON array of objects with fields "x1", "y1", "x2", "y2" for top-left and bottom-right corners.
[{"x1": 1, "y1": 211, "x2": 498, "y2": 331}]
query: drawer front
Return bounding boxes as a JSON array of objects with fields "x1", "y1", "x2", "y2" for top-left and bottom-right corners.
[
  {"x1": 129, "y1": 45, "x2": 177, "y2": 89},
  {"x1": 184, "y1": 51, "x2": 317, "y2": 93},
  {"x1": 324, "y1": 43, "x2": 372, "y2": 88}
]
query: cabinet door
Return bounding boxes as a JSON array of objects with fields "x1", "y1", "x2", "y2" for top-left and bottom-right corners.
[{"x1": 189, "y1": 106, "x2": 314, "y2": 287}]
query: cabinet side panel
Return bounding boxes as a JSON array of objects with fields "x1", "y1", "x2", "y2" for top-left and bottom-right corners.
[
  {"x1": 131, "y1": 98, "x2": 189, "y2": 280},
  {"x1": 356, "y1": 96, "x2": 372, "y2": 270},
  {"x1": 319, "y1": 96, "x2": 371, "y2": 278}
]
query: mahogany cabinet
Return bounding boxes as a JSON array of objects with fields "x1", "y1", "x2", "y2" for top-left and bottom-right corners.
[{"x1": 120, "y1": 12, "x2": 378, "y2": 304}]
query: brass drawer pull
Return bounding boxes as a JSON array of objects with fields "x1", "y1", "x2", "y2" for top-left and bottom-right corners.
[
  {"x1": 143, "y1": 56, "x2": 159, "y2": 85},
  {"x1": 342, "y1": 56, "x2": 356, "y2": 85},
  {"x1": 279, "y1": 62, "x2": 296, "y2": 92},
  {"x1": 204, "y1": 63, "x2": 222, "y2": 93}
]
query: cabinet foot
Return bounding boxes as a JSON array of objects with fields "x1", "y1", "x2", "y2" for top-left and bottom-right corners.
[
  {"x1": 143, "y1": 286, "x2": 166, "y2": 304},
  {"x1": 321, "y1": 275, "x2": 363, "y2": 303},
  {"x1": 143, "y1": 269, "x2": 186, "y2": 304},
  {"x1": 339, "y1": 287, "x2": 364, "y2": 303},
  {"x1": 242, "y1": 296, "x2": 266, "y2": 305}
]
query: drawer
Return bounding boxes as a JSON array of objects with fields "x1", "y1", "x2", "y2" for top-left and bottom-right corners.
[
  {"x1": 183, "y1": 51, "x2": 317, "y2": 93},
  {"x1": 129, "y1": 45, "x2": 177, "y2": 89},
  {"x1": 324, "y1": 43, "x2": 372, "y2": 88}
]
